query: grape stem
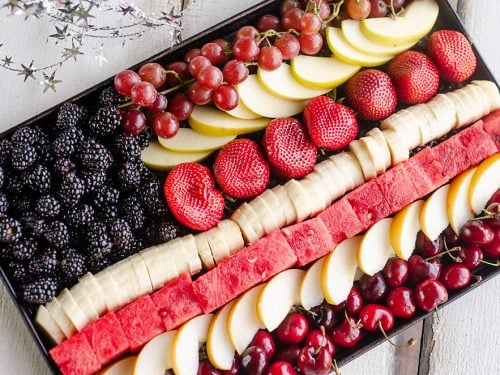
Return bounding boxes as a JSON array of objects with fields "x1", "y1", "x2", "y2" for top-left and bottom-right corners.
[
  {"x1": 256, "y1": 28, "x2": 299, "y2": 45},
  {"x1": 324, "y1": 0, "x2": 345, "y2": 24}
]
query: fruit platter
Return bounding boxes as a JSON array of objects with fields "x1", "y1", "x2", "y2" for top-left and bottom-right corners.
[{"x1": 1, "y1": 0, "x2": 499, "y2": 374}]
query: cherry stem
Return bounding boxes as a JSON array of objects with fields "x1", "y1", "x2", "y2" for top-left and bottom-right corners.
[
  {"x1": 425, "y1": 247, "x2": 461, "y2": 262},
  {"x1": 378, "y1": 322, "x2": 416, "y2": 348},
  {"x1": 478, "y1": 259, "x2": 500, "y2": 267},
  {"x1": 332, "y1": 359, "x2": 342, "y2": 375},
  {"x1": 471, "y1": 274, "x2": 483, "y2": 286},
  {"x1": 324, "y1": 0, "x2": 345, "y2": 24},
  {"x1": 471, "y1": 209, "x2": 497, "y2": 221},
  {"x1": 344, "y1": 309, "x2": 362, "y2": 329},
  {"x1": 161, "y1": 69, "x2": 181, "y2": 81}
]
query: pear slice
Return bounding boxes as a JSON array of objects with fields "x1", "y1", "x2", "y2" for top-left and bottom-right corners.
[
  {"x1": 257, "y1": 269, "x2": 305, "y2": 331},
  {"x1": 291, "y1": 55, "x2": 360, "y2": 90},
  {"x1": 207, "y1": 301, "x2": 236, "y2": 370},
  {"x1": 321, "y1": 236, "x2": 360, "y2": 305},
  {"x1": 326, "y1": 27, "x2": 393, "y2": 67},
  {"x1": 341, "y1": 19, "x2": 415, "y2": 57},
  {"x1": 419, "y1": 184, "x2": 450, "y2": 240},
  {"x1": 447, "y1": 168, "x2": 476, "y2": 234},
  {"x1": 390, "y1": 200, "x2": 424, "y2": 260},
  {"x1": 102, "y1": 356, "x2": 136, "y2": 375},
  {"x1": 357, "y1": 218, "x2": 395, "y2": 276},
  {"x1": 158, "y1": 128, "x2": 235, "y2": 153},
  {"x1": 360, "y1": 0, "x2": 439, "y2": 46},
  {"x1": 468, "y1": 154, "x2": 500, "y2": 215},
  {"x1": 171, "y1": 314, "x2": 214, "y2": 375},
  {"x1": 225, "y1": 100, "x2": 261, "y2": 120},
  {"x1": 300, "y1": 258, "x2": 326, "y2": 310},
  {"x1": 134, "y1": 331, "x2": 175, "y2": 375},
  {"x1": 141, "y1": 142, "x2": 212, "y2": 171},
  {"x1": 257, "y1": 63, "x2": 330, "y2": 101}
]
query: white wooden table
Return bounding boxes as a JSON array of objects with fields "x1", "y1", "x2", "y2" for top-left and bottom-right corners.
[{"x1": 0, "y1": 1, "x2": 499, "y2": 374}]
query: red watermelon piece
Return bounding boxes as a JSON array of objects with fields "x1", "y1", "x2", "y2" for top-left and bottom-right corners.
[
  {"x1": 151, "y1": 273, "x2": 202, "y2": 331},
  {"x1": 375, "y1": 166, "x2": 419, "y2": 214},
  {"x1": 406, "y1": 147, "x2": 448, "y2": 194},
  {"x1": 318, "y1": 198, "x2": 363, "y2": 243},
  {"x1": 193, "y1": 230, "x2": 297, "y2": 313},
  {"x1": 281, "y1": 218, "x2": 336, "y2": 266},
  {"x1": 431, "y1": 135, "x2": 470, "y2": 180},
  {"x1": 455, "y1": 120, "x2": 498, "y2": 166},
  {"x1": 49, "y1": 333, "x2": 100, "y2": 375},
  {"x1": 81, "y1": 312, "x2": 129, "y2": 367},
  {"x1": 116, "y1": 296, "x2": 165, "y2": 353},
  {"x1": 482, "y1": 110, "x2": 500, "y2": 149},
  {"x1": 345, "y1": 180, "x2": 391, "y2": 231}
]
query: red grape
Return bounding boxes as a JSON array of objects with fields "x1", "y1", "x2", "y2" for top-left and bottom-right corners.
[
  {"x1": 258, "y1": 46, "x2": 283, "y2": 71},
  {"x1": 213, "y1": 38, "x2": 232, "y2": 51},
  {"x1": 370, "y1": 0, "x2": 388, "y2": 17},
  {"x1": 282, "y1": 7, "x2": 304, "y2": 30},
  {"x1": 314, "y1": 0, "x2": 331, "y2": 20},
  {"x1": 188, "y1": 55, "x2": 212, "y2": 77},
  {"x1": 274, "y1": 34, "x2": 301, "y2": 60},
  {"x1": 167, "y1": 92, "x2": 193, "y2": 121},
  {"x1": 138, "y1": 62, "x2": 166, "y2": 89},
  {"x1": 300, "y1": 13, "x2": 322, "y2": 34},
  {"x1": 151, "y1": 112, "x2": 179, "y2": 139},
  {"x1": 147, "y1": 93, "x2": 168, "y2": 113},
  {"x1": 236, "y1": 26, "x2": 259, "y2": 41},
  {"x1": 299, "y1": 32, "x2": 323, "y2": 55},
  {"x1": 188, "y1": 81, "x2": 213, "y2": 105},
  {"x1": 346, "y1": 0, "x2": 371, "y2": 20},
  {"x1": 114, "y1": 70, "x2": 141, "y2": 97},
  {"x1": 201, "y1": 42, "x2": 226, "y2": 65},
  {"x1": 197, "y1": 65, "x2": 223, "y2": 90},
  {"x1": 121, "y1": 109, "x2": 146, "y2": 135},
  {"x1": 213, "y1": 84, "x2": 239, "y2": 111},
  {"x1": 184, "y1": 48, "x2": 202, "y2": 64},
  {"x1": 164, "y1": 61, "x2": 190, "y2": 87},
  {"x1": 257, "y1": 14, "x2": 282, "y2": 32},
  {"x1": 130, "y1": 81, "x2": 158, "y2": 107},
  {"x1": 385, "y1": 0, "x2": 406, "y2": 8},
  {"x1": 222, "y1": 59, "x2": 249, "y2": 84},
  {"x1": 280, "y1": 0, "x2": 301, "y2": 16},
  {"x1": 232, "y1": 37, "x2": 260, "y2": 61}
]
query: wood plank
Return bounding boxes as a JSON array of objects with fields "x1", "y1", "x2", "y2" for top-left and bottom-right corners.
[{"x1": 417, "y1": 317, "x2": 435, "y2": 375}]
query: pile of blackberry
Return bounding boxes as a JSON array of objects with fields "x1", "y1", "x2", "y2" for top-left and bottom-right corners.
[{"x1": 0, "y1": 88, "x2": 180, "y2": 305}]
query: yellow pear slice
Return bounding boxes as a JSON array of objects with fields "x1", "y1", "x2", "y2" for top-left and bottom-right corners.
[
  {"x1": 357, "y1": 218, "x2": 395, "y2": 276},
  {"x1": 102, "y1": 356, "x2": 136, "y2": 375},
  {"x1": 225, "y1": 99, "x2": 261, "y2": 119},
  {"x1": 360, "y1": 0, "x2": 439, "y2": 46},
  {"x1": 141, "y1": 142, "x2": 211, "y2": 171},
  {"x1": 158, "y1": 128, "x2": 235, "y2": 153},
  {"x1": 326, "y1": 27, "x2": 393, "y2": 67},
  {"x1": 321, "y1": 236, "x2": 360, "y2": 305},
  {"x1": 134, "y1": 331, "x2": 175, "y2": 375},
  {"x1": 419, "y1": 184, "x2": 450, "y2": 240},
  {"x1": 291, "y1": 55, "x2": 360, "y2": 90},
  {"x1": 257, "y1": 63, "x2": 330, "y2": 101},
  {"x1": 299, "y1": 258, "x2": 326, "y2": 310},
  {"x1": 390, "y1": 200, "x2": 424, "y2": 260},
  {"x1": 468, "y1": 153, "x2": 500, "y2": 214},
  {"x1": 207, "y1": 301, "x2": 236, "y2": 371},
  {"x1": 447, "y1": 168, "x2": 476, "y2": 234}
]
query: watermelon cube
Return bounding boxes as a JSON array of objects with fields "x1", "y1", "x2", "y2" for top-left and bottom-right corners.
[
  {"x1": 281, "y1": 217, "x2": 336, "y2": 266},
  {"x1": 375, "y1": 166, "x2": 419, "y2": 214},
  {"x1": 116, "y1": 296, "x2": 165, "y2": 352},
  {"x1": 431, "y1": 136, "x2": 470, "y2": 180},
  {"x1": 81, "y1": 312, "x2": 129, "y2": 367},
  {"x1": 318, "y1": 198, "x2": 363, "y2": 243},
  {"x1": 345, "y1": 180, "x2": 391, "y2": 231},
  {"x1": 456, "y1": 120, "x2": 498, "y2": 166},
  {"x1": 49, "y1": 333, "x2": 100, "y2": 375},
  {"x1": 482, "y1": 110, "x2": 500, "y2": 149},
  {"x1": 407, "y1": 147, "x2": 448, "y2": 194},
  {"x1": 193, "y1": 230, "x2": 297, "y2": 313},
  {"x1": 151, "y1": 273, "x2": 202, "y2": 331}
]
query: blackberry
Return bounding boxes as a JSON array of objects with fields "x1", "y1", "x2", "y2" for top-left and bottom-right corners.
[
  {"x1": 113, "y1": 133, "x2": 141, "y2": 161},
  {"x1": 28, "y1": 248, "x2": 59, "y2": 277},
  {"x1": 97, "y1": 205, "x2": 119, "y2": 226},
  {"x1": 58, "y1": 247, "x2": 77, "y2": 260},
  {"x1": 3, "y1": 173, "x2": 25, "y2": 194},
  {"x1": 34, "y1": 132, "x2": 53, "y2": 163},
  {"x1": 0, "y1": 166, "x2": 4, "y2": 189},
  {"x1": 10, "y1": 237, "x2": 38, "y2": 261},
  {"x1": 78, "y1": 139, "x2": 113, "y2": 171},
  {"x1": 109, "y1": 218, "x2": 135, "y2": 251},
  {"x1": 44, "y1": 221, "x2": 69, "y2": 249},
  {"x1": 156, "y1": 220, "x2": 181, "y2": 243},
  {"x1": 87, "y1": 254, "x2": 110, "y2": 273},
  {"x1": 117, "y1": 161, "x2": 142, "y2": 191},
  {"x1": 64, "y1": 204, "x2": 94, "y2": 228},
  {"x1": 22, "y1": 276, "x2": 59, "y2": 304},
  {"x1": 34, "y1": 195, "x2": 61, "y2": 219},
  {"x1": 88, "y1": 106, "x2": 122, "y2": 137},
  {"x1": 60, "y1": 252, "x2": 86, "y2": 284},
  {"x1": 57, "y1": 173, "x2": 85, "y2": 207},
  {"x1": 21, "y1": 216, "x2": 47, "y2": 238},
  {"x1": 86, "y1": 221, "x2": 113, "y2": 257},
  {"x1": 11, "y1": 143, "x2": 37, "y2": 171},
  {"x1": 81, "y1": 170, "x2": 107, "y2": 193},
  {"x1": 56, "y1": 102, "x2": 88, "y2": 131},
  {"x1": 137, "y1": 131, "x2": 150, "y2": 149},
  {"x1": 92, "y1": 186, "x2": 120, "y2": 208},
  {"x1": 0, "y1": 139, "x2": 12, "y2": 165},
  {"x1": 0, "y1": 193, "x2": 9, "y2": 216},
  {"x1": 11, "y1": 127, "x2": 40, "y2": 146},
  {"x1": 140, "y1": 179, "x2": 169, "y2": 218},
  {"x1": 121, "y1": 196, "x2": 145, "y2": 231},
  {"x1": 53, "y1": 158, "x2": 76, "y2": 176},
  {"x1": 26, "y1": 164, "x2": 52, "y2": 193},
  {"x1": 0, "y1": 217, "x2": 22, "y2": 243},
  {"x1": 98, "y1": 87, "x2": 121, "y2": 107},
  {"x1": 8, "y1": 261, "x2": 30, "y2": 284},
  {"x1": 9, "y1": 195, "x2": 32, "y2": 215},
  {"x1": 68, "y1": 227, "x2": 86, "y2": 248},
  {"x1": 52, "y1": 127, "x2": 84, "y2": 158}
]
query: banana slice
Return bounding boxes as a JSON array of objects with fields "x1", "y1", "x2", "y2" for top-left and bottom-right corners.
[
  {"x1": 284, "y1": 179, "x2": 312, "y2": 222},
  {"x1": 94, "y1": 271, "x2": 127, "y2": 311},
  {"x1": 472, "y1": 80, "x2": 500, "y2": 111},
  {"x1": 366, "y1": 127, "x2": 392, "y2": 168},
  {"x1": 427, "y1": 94, "x2": 458, "y2": 138},
  {"x1": 70, "y1": 281, "x2": 99, "y2": 324},
  {"x1": 382, "y1": 129, "x2": 409, "y2": 165},
  {"x1": 140, "y1": 246, "x2": 179, "y2": 290},
  {"x1": 249, "y1": 195, "x2": 280, "y2": 235},
  {"x1": 231, "y1": 204, "x2": 261, "y2": 244},
  {"x1": 231, "y1": 202, "x2": 267, "y2": 243},
  {"x1": 464, "y1": 84, "x2": 491, "y2": 117},
  {"x1": 299, "y1": 178, "x2": 329, "y2": 217},
  {"x1": 324, "y1": 159, "x2": 350, "y2": 197},
  {"x1": 360, "y1": 136, "x2": 386, "y2": 175},
  {"x1": 77, "y1": 273, "x2": 108, "y2": 316},
  {"x1": 58, "y1": 288, "x2": 89, "y2": 331},
  {"x1": 180, "y1": 235, "x2": 203, "y2": 274},
  {"x1": 329, "y1": 151, "x2": 364, "y2": 190},
  {"x1": 380, "y1": 109, "x2": 421, "y2": 150},
  {"x1": 421, "y1": 104, "x2": 442, "y2": 140},
  {"x1": 194, "y1": 232, "x2": 215, "y2": 270},
  {"x1": 270, "y1": 185, "x2": 297, "y2": 225},
  {"x1": 406, "y1": 104, "x2": 434, "y2": 145},
  {"x1": 308, "y1": 162, "x2": 343, "y2": 203},
  {"x1": 45, "y1": 297, "x2": 76, "y2": 338},
  {"x1": 259, "y1": 189, "x2": 287, "y2": 229},
  {"x1": 108, "y1": 259, "x2": 142, "y2": 306},
  {"x1": 35, "y1": 305, "x2": 66, "y2": 344},
  {"x1": 204, "y1": 225, "x2": 231, "y2": 263},
  {"x1": 166, "y1": 236, "x2": 201, "y2": 275},
  {"x1": 128, "y1": 254, "x2": 154, "y2": 296},
  {"x1": 454, "y1": 87, "x2": 485, "y2": 125},
  {"x1": 446, "y1": 91, "x2": 475, "y2": 128},
  {"x1": 349, "y1": 139, "x2": 377, "y2": 180},
  {"x1": 216, "y1": 219, "x2": 244, "y2": 257}
]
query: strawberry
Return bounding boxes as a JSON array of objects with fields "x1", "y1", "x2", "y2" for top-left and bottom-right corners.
[
  {"x1": 214, "y1": 139, "x2": 270, "y2": 200},
  {"x1": 164, "y1": 162, "x2": 224, "y2": 231},
  {"x1": 263, "y1": 117, "x2": 318, "y2": 179},
  {"x1": 427, "y1": 30, "x2": 477, "y2": 83},
  {"x1": 303, "y1": 96, "x2": 358, "y2": 151},
  {"x1": 345, "y1": 69, "x2": 397, "y2": 121},
  {"x1": 388, "y1": 51, "x2": 440, "y2": 105}
]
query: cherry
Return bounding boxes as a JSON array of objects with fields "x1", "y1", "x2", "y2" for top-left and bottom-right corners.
[
  {"x1": 382, "y1": 257, "x2": 409, "y2": 288},
  {"x1": 147, "y1": 93, "x2": 168, "y2": 113},
  {"x1": 308, "y1": 302, "x2": 336, "y2": 330},
  {"x1": 359, "y1": 304, "x2": 394, "y2": 332},
  {"x1": 167, "y1": 92, "x2": 193, "y2": 121},
  {"x1": 114, "y1": 69, "x2": 141, "y2": 96},
  {"x1": 457, "y1": 245, "x2": 483, "y2": 270},
  {"x1": 276, "y1": 312, "x2": 309, "y2": 345},
  {"x1": 138, "y1": 62, "x2": 166, "y2": 88},
  {"x1": 443, "y1": 226, "x2": 460, "y2": 247},
  {"x1": 408, "y1": 255, "x2": 441, "y2": 285},
  {"x1": 415, "y1": 231, "x2": 444, "y2": 258},
  {"x1": 297, "y1": 345, "x2": 332, "y2": 375},
  {"x1": 266, "y1": 361, "x2": 297, "y2": 375},
  {"x1": 304, "y1": 329, "x2": 335, "y2": 356},
  {"x1": 386, "y1": 287, "x2": 416, "y2": 319},
  {"x1": 487, "y1": 189, "x2": 500, "y2": 205},
  {"x1": 484, "y1": 202, "x2": 500, "y2": 229},
  {"x1": 346, "y1": 286, "x2": 363, "y2": 316},
  {"x1": 250, "y1": 330, "x2": 276, "y2": 360},
  {"x1": 273, "y1": 346, "x2": 301, "y2": 366},
  {"x1": 151, "y1": 112, "x2": 179, "y2": 139},
  {"x1": 359, "y1": 272, "x2": 388, "y2": 303},
  {"x1": 121, "y1": 109, "x2": 146, "y2": 135},
  {"x1": 198, "y1": 359, "x2": 221, "y2": 375},
  {"x1": 330, "y1": 315, "x2": 363, "y2": 348},
  {"x1": 483, "y1": 235, "x2": 500, "y2": 259},
  {"x1": 440, "y1": 264, "x2": 471, "y2": 290},
  {"x1": 414, "y1": 279, "x2": 448, "y2": 313},
  {"x1": 130, "y1": 81, "x2": 158, "y2": 107},
  {"x1": 459, "y1": 221, "x2": 494, "y2": 246},
  {"x1": 241, "y1": 346, "x2": 267, "y2": 375}
]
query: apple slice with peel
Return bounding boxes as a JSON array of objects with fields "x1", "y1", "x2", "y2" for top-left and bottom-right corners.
[
  {"x1": 360, "y1": 0, "x2": 439, "y2": 46},
  {"x1": 300, "y1": 257, "x2": 326, "y2": 310},
  {"x1": 291, "y1": 55, "x2": 360, "y2": 90},
  {"x1": 257, "y1": 63, "x2": 330, "y2": 100},
  {"x1": 390, "y1": 200, "x2": 424, "y2": 260},
  {"x1": 468, "y1": 154, "x2": 500, "y2": 214},
  {"x1": 134, "y1": 331, "x2": 175, "y2": 375},
  {"x1": 141, "y1": 142, "x2": 212, "y2": 171},
  {"x1": 357, "y1": 218, "x2": 395, "y2": 276},
  {"x1": 322, "y1": 236, "x2": 360, "y2": 305},
  {"x1": 158, "y1": 128, "x2": 235, "y2": 153},
  {"x1": 207, "y1": 301, "x2": 236, "y2": 370},
  {"x1": 227, "y1": 285, "x2": 265, "y2": 355},
  {"x1": 171, "y1": 314, "x2": 214, "y2": 375},
  {"x1": 237, "y1": 75, "x2": 308, "y2": 118},
  {"x1": 419, "y1": 184, "x2": 450, "y2": 240},
  {"x1": 447, "y1": 168, "x2": 477, "y2": 234},
  {"x1": 225, "y1": 99, "x2": 261, "y2": 120},
  {"x1": 257, "y1": 269, "x2": 305, "y2": 331},
  {"x1": 102, "y1": 356, "x2": 136, "y2": 375}
]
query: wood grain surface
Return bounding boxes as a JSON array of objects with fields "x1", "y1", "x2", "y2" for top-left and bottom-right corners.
[{"x1": 0, "y1": 1, "x2": 499, "y2": 374}]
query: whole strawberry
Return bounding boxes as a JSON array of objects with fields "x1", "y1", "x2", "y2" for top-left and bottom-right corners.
[
  {"x1": 345, "y1": 69, "x2": 397, "y2": 122},
  {"x1": 214, "y1": 139, "x2": 270, "y2": 200},
  {"x1": 263, "y1": 117, "x2": 317, "y2": 179},
  {"x1": 303, "y1": 96, "x2": 358, "y2": 151},
  {"x1": 388, "y1": 51, "x2": 440, "y2": 105},
  {"x1": 164, "y1": 162, "x2": 224, "y2": 231},
  {"x1": 427, "y1": 30, "x2": 477, "y2": 83}
]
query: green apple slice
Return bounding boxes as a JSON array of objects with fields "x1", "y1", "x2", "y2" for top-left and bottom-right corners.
[
  {"x1": 326, "y1": 27, "x2": 393, "y2": 67},
  {"x1": 158, "y1": 128, "x2": 235, "y2": 153},
  {"x1": 237, "y1": 75, "x2": 308, "y2": 118},
  {"x1": 257, "y1": 63, "x2": 330, "y2": 101},
  {"x1": 225, "y1": 99, "x2": 261, "y2": 120},
  {"x1": 141, "y1": 142, "x2": 212, "y2": 171},
  {"x1": 341, "y1": 19, "x2": 415, "y2": 57},
  {"x1": 468, "y1": 153, "x2": 500, "y2": 215},
  {"x1": 360, "y1": 0, "x2": 439, "y2": 46},
  {"x1": 291, "y1": 55, "x2": 360, "y2": 90},
  {"x1": 189, "y1": 104, "x2": 270, "y2": 136}
]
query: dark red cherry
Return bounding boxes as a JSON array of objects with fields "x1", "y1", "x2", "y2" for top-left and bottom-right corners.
[
  {"x1": 304, "y1": 329, "x2": 335, "y2": 356},
  {"x1": 408, "y1": 255, "x2": 441, "y2": 285},
  {"x1": 459, "y1": 221, "x2": 494, "y2": 246},
  {"x1": 346, "y1": 286, "x2": 363, "y2": 316},
  {"x1": 415, "y1": 231, "x2": 444, "y2": 258},
  {"x1": 266, "y1": 361, "x2": 297, "y2": 375},
  {"x1": 359, "y1": 272, "x2": 388, "y2": 303},
  {"x1": 308, "y1": 302, "x2": 336, "y2": 330},
  {"x1": 382, "y1": 257, "x2": 409, "y2": 288},
  {"x1": 330, "y1": 315, "x2": 363, "y2": 348},
  {"x1": 220, "y1": 356, "x2": 240, "y2": 375},
  {"x1": 250, "y1": 330, "x2": 276, "y2": 360},
  {"x1": 297, "y1": 345, "x2": 332, "y2": 375},
  {"x1": 457, "y1": 245, "x2": 484, "y2": 270},
  {"x1": 443, "y1": 226, "x2": 460, "y2": 247},
  {"x1": 386, "y1": 287, "x2": 416, "y2": 319},
  {"x1": 331, "y1": 302, "x2": 346, "y2": 314},
  {"x1": 484, "y1": 202, "x2": 500, "y2": 229},
  {"x1": 414, "y1": 279, "x2": 448, "y2": 313},
  {"x1": 241, "y1": 346, "x2": 267, "y2": 375},
  {"x1": 487, "y1": 189, "x2": 500, "y2": 205},
  {"x1": 440, "y1": 264, "x2": 471, "y2": 290},
  {"x1": 359, "y1": 304, "x2": 394, "y2": 332},
  {"x1": 483, "y1": 234, "x2": 500, "y2": 258},
  {"x1": 273, "y1": 346, "x2": 301, "y2": 366},
  {"x1": 276, "y1": 312, "x2": 309, "y2": 345},
  {"x1": 198, "y1": 359, "x2": 221, "y2": 375}
]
